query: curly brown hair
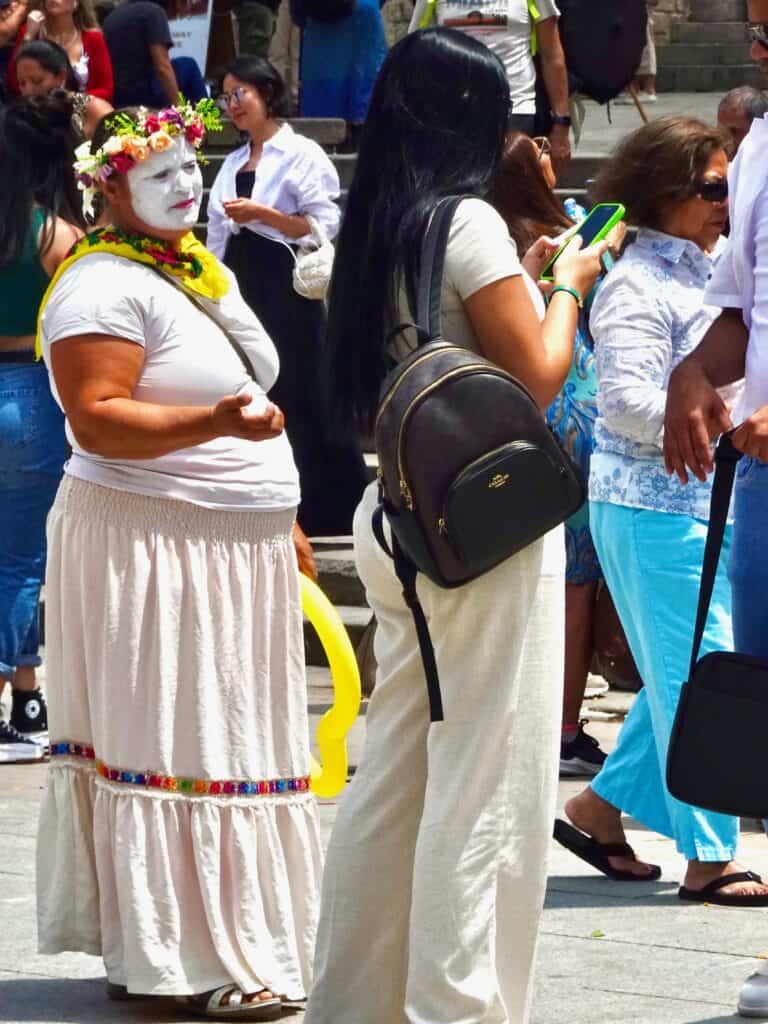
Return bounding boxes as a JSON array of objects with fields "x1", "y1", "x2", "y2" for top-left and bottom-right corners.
[{"x1": 592, "y1": 115, "x2": 729, "y2": 230}]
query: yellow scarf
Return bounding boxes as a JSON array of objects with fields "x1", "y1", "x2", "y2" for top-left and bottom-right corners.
[{"x1": 36, "y1": 228, "x2": 230, "y2": 358}]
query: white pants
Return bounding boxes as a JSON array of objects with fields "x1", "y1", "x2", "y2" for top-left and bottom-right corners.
[{"x1": 305, "y1": 483, "x2": 565, "y2": 1024}]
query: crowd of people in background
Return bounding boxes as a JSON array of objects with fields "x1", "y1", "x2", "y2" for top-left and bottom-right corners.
[{"x1": 2, "y1": 0, "x2": 768, "y2": 1020}]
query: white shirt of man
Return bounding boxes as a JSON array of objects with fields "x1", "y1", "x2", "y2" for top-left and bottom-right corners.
[{"x1": 410, "y1": 0, "x2": 560, "y2": 115}]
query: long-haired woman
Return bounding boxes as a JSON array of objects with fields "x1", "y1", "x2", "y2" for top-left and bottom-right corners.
[
  {"x1": 7, "y1": 0, "x2": 113, "y2": 101},
  {"x1": 0, "y1": 92, "x2": 84, "y2": 763},
  {"x1": 305, "y1": 29, "x2": 605, "y2": 1024}
]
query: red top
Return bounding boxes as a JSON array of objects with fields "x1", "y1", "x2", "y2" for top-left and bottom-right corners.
[{"x1": 7, "y1": 25, "x2": 114, "y2": 102}]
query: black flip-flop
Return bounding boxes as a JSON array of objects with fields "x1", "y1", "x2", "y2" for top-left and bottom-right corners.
[
  {"x1": 553, "y1": 819, "x2": 662, "y2": 882},
  {"x1": 679, "y1": 870, "x2": 768, "y2": 906}
]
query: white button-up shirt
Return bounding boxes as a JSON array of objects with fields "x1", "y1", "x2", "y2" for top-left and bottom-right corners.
[
  {"x1": 207, "y1": 122, "x2": 341, "y2": 259},
  {"x1": 588, "y1": 228, "x2": 721, "y2": 520},
  {"x1": 705, "y1": 113, "x2": 768, "y2": 423}
]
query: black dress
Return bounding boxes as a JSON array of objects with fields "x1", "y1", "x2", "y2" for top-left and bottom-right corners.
[{"x1": 224, "y1": 170, "x2": 367, "y2": 536}]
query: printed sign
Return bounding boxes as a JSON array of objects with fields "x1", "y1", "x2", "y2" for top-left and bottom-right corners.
[{"x1": 169, "y1": 0, "x2": 213, "y2": 76}]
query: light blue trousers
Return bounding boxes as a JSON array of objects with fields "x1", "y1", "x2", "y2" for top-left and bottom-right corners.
[{"x1": 590, "y1": 502, "x2": 739, "y2": 862}]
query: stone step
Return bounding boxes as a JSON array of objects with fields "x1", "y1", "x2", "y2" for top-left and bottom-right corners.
[
  {"x1": 672, "y1": 19, "x2": 748, "y2": 43},
  {"x1": 304, "y1": 604, "x2": 372, "y2": 666},
  {"x1": 657, "y1": 63, "x2": 763, "y2": 91},
  {"x1": 315, "y1": 546, "x2": 366, "y2": 607},
  {"x1": 690, "y1": 0, "x2": 746, "y2": 22},
  {"x1": 657, "y1": 42, "x2": 751, "y2": 66}
]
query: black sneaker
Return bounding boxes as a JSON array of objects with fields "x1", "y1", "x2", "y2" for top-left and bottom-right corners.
[
  {"x1": 0, "y1": 720, "x2": 45, "y2": 764},
  {"x1": 10, "y1": 687, "x2": 48, "y2": 742},
  {"x1": 560, "y1": 724, "x2": 607, "y2": 778}
]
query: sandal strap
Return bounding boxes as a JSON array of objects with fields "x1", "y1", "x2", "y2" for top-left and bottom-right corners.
[
  {"x1": 697, "y1": 870, "x2": 764, "y2": 896},
  {"x1": 591, "y1": 839, "x2": 635, "y2": 858}
]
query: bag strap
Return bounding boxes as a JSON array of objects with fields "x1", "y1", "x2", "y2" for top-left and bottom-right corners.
[
  {"x1": 416, "y1": 195, "x2": 467, "y2": 343},
  {"x1": 688, "y1": 433, "x2": 743, "y2": 676},
  {"x1": 372, "y1": 503, "x2": 445, "y2": 721},
  {"x1": 146, "y1": 265, "x2": 255, "y2": 381}
]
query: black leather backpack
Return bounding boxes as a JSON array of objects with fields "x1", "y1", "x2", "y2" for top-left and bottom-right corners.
[{"x1": 373, "y1": 196, "x2": 586, "y2": 720}]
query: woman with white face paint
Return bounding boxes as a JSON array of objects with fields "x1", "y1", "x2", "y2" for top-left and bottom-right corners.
[{"x1": 34, "y1": 103, "x2": 323, "y2": 1022}]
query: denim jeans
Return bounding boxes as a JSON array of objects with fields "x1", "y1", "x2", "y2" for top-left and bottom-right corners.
[
  {"x1": 729, "y1": 457, "x2": 768, "y2": 659},
  {"x1": 0, "y1": 362, "x2": 66, "y2": 678}
]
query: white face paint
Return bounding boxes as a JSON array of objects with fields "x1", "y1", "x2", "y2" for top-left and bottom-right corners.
[{"x1": 127, "y1": 139, "x2": 203, "y2": 232}]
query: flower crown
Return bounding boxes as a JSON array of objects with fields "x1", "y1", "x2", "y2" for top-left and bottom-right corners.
[{"x1": 73, "y1": 98, "x2": 221, "y2": 217}]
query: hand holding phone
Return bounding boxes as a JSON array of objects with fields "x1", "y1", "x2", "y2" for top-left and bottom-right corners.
[{"x1": 540, "y1": 203, "x2": 626, "y2": 282}]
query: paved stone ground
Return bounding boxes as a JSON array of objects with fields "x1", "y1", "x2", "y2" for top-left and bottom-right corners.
[
  {"x1": 577, "y1": 91, "x2": 722, "y2": 155},
  {"x1": 3, "y1": 670, "x2": 768, "y2": 1024}
]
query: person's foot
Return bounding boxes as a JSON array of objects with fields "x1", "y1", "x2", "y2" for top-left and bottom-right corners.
[
  {"x1": 10, "y1": 687, "x2": 48, "y2": 742},
  {"x1": 0, "y1": 720, "x2": 45, "y2": 763},
  {"x1": 636, "y1": 91, "x2": 658, "y2": 103},
  {"x1": 738, "y1": 964, "x2": 768, "y2": 1017},
  {"x1": 683, "y1": 860, "x2": 768, "y2": 899},
  {"x1": 560, "y1": 724, "x2": 607, "y2": 777},
  {"x1": 564, "y1": 791, "x2": 658, "y2": 878}
]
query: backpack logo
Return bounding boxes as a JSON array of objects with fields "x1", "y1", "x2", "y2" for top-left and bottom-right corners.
[{"x1": 488, "y1": 473, "x2": 510, "y2": 489}]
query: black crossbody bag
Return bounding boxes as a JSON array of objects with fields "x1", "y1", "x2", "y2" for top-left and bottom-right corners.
[
  {"x1": 667, "y1": 434, "x2": 768, "y2": 819},
  {"x1": 372, "y1": 197, "x2": 586, "y2": 721}
]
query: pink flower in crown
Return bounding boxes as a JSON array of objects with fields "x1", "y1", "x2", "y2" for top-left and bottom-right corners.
[
  {"x1": 185, "y1": 120, "x2": 204, "y2": 146},
  {"x1": 110, "y1": 151, "x2": 135, "y2": 174},
  {"x1": 144, "y1": 114, "x2": 162, "y2": 135}
]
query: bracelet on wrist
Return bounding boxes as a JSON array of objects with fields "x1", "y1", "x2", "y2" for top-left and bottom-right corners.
[{"x1": 550, "y1": 284, "x2": 583, "y2": 308}]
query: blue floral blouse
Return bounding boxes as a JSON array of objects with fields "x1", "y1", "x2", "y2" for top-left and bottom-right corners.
[{"x1": 588, "y1": 228, "x2": 720, "y2": 521}]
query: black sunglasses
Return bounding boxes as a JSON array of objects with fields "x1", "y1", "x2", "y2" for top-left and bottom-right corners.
[
  {"x1": 747, "y1": 23, "x2": 768, "y2": 48},
  {"x1": 698, "y1": 180, "x2": 728, "y2": 203}
]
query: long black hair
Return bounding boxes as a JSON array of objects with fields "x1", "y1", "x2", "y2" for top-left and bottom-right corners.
[
  {"x1": 325, "y1": 28, "x2": 510, "y2": 433},
  {"x1": 14, "y1": 39, "x2": 79, "y2": 93},
  {"x1": 0, "y1": 92, "x2": 85, "y2": 267}
]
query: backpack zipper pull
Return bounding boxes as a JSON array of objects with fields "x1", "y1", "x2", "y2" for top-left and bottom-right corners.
[{"x1": 400, "y1": 479, "x2": 414, "y2": 510}]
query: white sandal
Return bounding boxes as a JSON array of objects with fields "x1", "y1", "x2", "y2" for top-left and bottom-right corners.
[{"x1": 177, "y1": 985, "x2": 282, "y2": 1021}]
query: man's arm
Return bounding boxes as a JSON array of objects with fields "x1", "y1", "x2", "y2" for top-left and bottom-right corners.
[
  {"x1": 535, "y1": 15, "x2": 571, "y2": 176},
  {"x1": 149, "y1": 42, "x2": 179, "y2": 106},
  {"x1": 663, "y1": 308, "x2": 748, "y2": 483}
]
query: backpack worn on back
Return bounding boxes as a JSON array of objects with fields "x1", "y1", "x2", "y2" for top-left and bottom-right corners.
[{"x1": 373, "y1": 197, "x2": 586, "y2": 720}]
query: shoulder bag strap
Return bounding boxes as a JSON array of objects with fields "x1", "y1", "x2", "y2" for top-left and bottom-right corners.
[
  {"x1": 416, "y1": 195, "x2": 467, "y2": 342},
  {"x1": 146, "y1": 265, "x2": 256, "y2": 381},
  {"x1": 688, "y1": 433, "x2": 743, "y2": 677}
]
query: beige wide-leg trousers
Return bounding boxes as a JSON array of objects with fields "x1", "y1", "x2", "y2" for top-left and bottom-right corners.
[{"x1": 305, "y1": 482, "x2": 565, "y2": 1024}]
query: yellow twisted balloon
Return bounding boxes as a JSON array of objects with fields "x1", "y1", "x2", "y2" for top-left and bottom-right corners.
[{"x1": 300, "y1": 574, "x2": 362, "y2": 798}]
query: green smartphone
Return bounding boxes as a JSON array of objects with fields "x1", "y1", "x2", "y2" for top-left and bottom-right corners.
[{"x1": 539, "y1": 202, "x2": 626, "y2": 282}]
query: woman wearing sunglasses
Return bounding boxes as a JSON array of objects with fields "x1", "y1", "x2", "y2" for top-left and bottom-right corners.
[{"x1": 554, "y1": 116, "x2": 768, "y2": 908}]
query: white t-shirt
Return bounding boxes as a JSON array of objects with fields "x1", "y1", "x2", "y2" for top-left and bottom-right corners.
[
  {"x1": 390, "y1": 197, "x2": 545, "y2": 362},
  {"x1": 435, "y1": 0, "x2": 559, "y2": 115},
  {"x1": 40, "y1": 253, "x2": 300, "y2": 512}
]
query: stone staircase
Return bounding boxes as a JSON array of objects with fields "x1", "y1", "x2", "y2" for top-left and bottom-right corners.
[{"x1": 657, "y1": 0, "x2": 762, "y2": 92}]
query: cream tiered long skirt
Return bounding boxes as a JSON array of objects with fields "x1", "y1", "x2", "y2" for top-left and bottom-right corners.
[{"x1": 37, "y1": 476, "x2": 323, "y2": 998}]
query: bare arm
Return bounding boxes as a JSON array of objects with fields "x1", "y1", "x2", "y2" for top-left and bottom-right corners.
[
  {"x1": 536, "y1": 16, "x2": 571, "y2": 175},
  {"x1": 464, "y1": 238, "x2": 606, "y2": 409},
  {"x1": 663, "y1": 308, "x2": 747, "y2": 483},
  {"x1": 149, "y1": 43, "x2": 179, "y2": 106},
  {"x1": 50, "y1": 336, "x2": 283, "y2": 459},
  {"x1": 39, "y1": 218, "x2": 84, "y2": 278}
]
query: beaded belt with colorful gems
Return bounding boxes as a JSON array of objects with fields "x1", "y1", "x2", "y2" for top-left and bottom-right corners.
[{"x1": 50, "y1": 742, "x2": 310, "y2": 796}]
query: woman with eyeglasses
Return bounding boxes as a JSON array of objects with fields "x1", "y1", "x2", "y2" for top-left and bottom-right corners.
[
  {"x1": 493, "y1": 130, "x2": 625, "y2": 780},
  {"x1": 553, "y1": 116, "x2": 768, "y2": 908},
  {"x1": 208, "y1": 55, "x2": 367, "y2": 537}
]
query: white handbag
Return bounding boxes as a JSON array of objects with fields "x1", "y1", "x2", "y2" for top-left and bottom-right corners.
[{"x1": 292, "y1": 214, "x2": 334, "y2": 301}]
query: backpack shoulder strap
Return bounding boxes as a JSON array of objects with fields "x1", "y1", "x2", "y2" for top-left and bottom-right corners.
[
  {"x1": 528, "y1": 0, "x2": 541, "y2": 56},
  {"x1": 416, "y1": 195, "x2": 466, "y2": 341}
]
